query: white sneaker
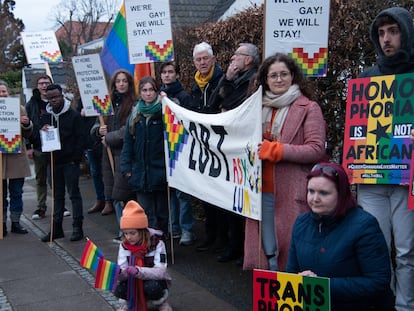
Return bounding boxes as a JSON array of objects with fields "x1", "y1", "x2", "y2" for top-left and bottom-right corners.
[
  {"x1": 63, "y1": 209, "x2": 71, "y2": 217},
  {"x1": 179, "y1": 230, "x2": 195, "y2": 246}
]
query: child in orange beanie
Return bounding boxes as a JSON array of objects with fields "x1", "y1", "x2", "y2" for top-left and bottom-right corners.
[{"x1": 116, "y1": 200, "x2": 172, "y2": 311}]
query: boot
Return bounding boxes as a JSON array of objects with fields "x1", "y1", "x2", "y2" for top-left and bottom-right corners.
[
  {"x1": 41, "y1": 221, "x2": 64, "y2": 242},
  {"x1": 3, "y1": 222, "x2": 7, "y2": 237},
  {"x1": 101, "y1": 201, "x2": 114, "y2": 216},
  {"x1": 70, "y1": 222, "x2": 84, "y2": 241},
  {"x1": 87, "y1": 200, "x2": 105, "y2": 214},
  {"x1": 11, "y1": 222, "x2": 28, "y2": 234}
]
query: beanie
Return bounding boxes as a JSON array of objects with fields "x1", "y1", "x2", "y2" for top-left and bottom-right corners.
[{"x1": 120, "y1": 200, "x2": 148, "y2": 229}]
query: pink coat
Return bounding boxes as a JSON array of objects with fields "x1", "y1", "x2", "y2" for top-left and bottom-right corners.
[{"x1": 243, "y1": 95, "x2": 326, "y2": 271}]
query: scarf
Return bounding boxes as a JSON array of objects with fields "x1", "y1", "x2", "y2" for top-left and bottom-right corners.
[
  {"x1": 123, "y1": 241, "x2": 148, "y2": 311},
  {"x1": 138, "y1": 98, "x2": 162, "y2": 115},
  {"x1": 262, "y1": 84, "x2": 301, "y2": 141},
  {"x1": 194, "y1": 65, "x2": 214, "y2": 90}
]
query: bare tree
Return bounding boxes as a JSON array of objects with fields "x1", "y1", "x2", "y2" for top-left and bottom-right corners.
[{"x1": 52, "y1": 0, "x2": 120, "y2": 58}]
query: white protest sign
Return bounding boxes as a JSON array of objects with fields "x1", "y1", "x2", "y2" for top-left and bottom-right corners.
[
  {"x1": 72, "y1": 54, "x2": 113, "y2": 117},
  {"x1": 162, "y1": 87, "x2": 263, "y2": 220},
  {"x1": 0, "y1": 98, "x2": 21, "y2": 153},
  {"x1": 124, "y1": 0, "x2": 174, "y2": 64},
  {"x1": 264, "y1": 0, "x2": 330, "y2": 77},
  {"x1": 40, "y1": 126, "x2": 61, "y2": 152},
  {"x1": 21, "y1": 31, "x2": 62, "y2": 64}
]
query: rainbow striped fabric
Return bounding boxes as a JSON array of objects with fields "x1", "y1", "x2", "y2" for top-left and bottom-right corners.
[
  {"x1": 94, "y1": 258, "x2": 120, "y2": 291},
  {"x1": 80, "y1": 239, "x2": 104, "y2": 271}
]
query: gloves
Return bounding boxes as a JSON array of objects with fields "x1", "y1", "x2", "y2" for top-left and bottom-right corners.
[
  {"x1": 122, "y1": 265, "x2": 139, "y2": 278},
  {"x1": 259, "y1": 140, "x2": 284, "y2": 163}
]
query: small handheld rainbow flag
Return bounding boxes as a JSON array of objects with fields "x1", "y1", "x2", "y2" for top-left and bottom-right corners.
[
  {"x1": 95, "y1": 258, "x2": 120, "y2": 291},
  {"x1": 80, "y1": 239, "x2": 104, "y2": 271}
]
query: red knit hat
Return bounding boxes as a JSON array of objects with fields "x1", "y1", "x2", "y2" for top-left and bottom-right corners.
[{"x1": 120, "y1": 200, "x2": 148, "y2": 229}]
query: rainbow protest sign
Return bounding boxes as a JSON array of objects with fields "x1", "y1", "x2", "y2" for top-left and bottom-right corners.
[
  {"x1": 80, "y1": 239, "x2": 104, "y2": 271},
  {"x1": 0, "y1": 98, "x2": 21, "y2": 153},
  {"x1": 21, "y1": 31, "x2": 62, "y2": 64},
  {"x1": 342, "y1": 74, "x2": 414, "y2": 185},
  {"x1": 253, "y1": 270, "x2": 330, "y2": 311},
  {"x1": 95, "y1": 258, "x2": 120, "y2": 291}
]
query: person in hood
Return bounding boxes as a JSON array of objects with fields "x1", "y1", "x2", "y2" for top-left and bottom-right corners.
[
  {"x1": 357, "y1": 7, "x2": 414, "y2": 310},
  {"x1": 40, "y1": 84, "x2": 85, "y2": 242}
]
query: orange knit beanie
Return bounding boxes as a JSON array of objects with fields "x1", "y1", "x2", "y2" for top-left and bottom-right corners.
[{"x1": 120, "y1": 200, "x2": 148, "y2": 229}]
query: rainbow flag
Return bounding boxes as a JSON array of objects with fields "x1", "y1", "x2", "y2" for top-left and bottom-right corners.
[
  {"x1": 94, "y1": 258, "x2": 120, "y2": 291},
  {"x1": 253, "y1": 270, "x2": 330, "y2": 311},
  {"x1": 80, "y1": 239, "x2": 104, "y2": 271},
  {"x1": 343, "y1": 73, "x2": 414, "y2": 185},
  {"x1": 100, "y1": 4, "x2": 152, "y2": 89}
]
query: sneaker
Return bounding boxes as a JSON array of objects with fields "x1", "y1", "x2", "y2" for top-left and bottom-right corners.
[
  {"x1": 112, "y1": 236, "x2": 122, "y2": 244},
  {"x1": 171, "y1": 231, "x2": 181, "y2": 239},
  {"x1": 63, "y1": 209, "x2": 71, "y2": 217},
  {"x1": 179, "y1": 230, "x2": 195, "y2": 246},
  {"x1": 32, "y1": 209, "x2": 46, "y2": 220}
]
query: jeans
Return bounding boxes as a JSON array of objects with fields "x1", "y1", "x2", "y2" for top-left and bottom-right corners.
[
  {"x1": 170, "y1": 188, "x2": 194, "y2": 233},
  {"x1": 114, "y1": 200, "x2": 124, "y2": 236},
  {"x1": 136, "y1": 189, "x2": 168, "y2": 234},
  {"x1": 86, "y1": 149, "x2": 105, "y2": 201},
  {"x1": 262, "y1": 192, "x2": 277, "y2": 257},
  {"x1": 358, "y1": 184, "x2": 414, "y2": 311},
  {"x1": 53, "y1": 162, "x2": 83, "y2": 224},
  {"x1": 33, "y1": 150, "x2": 49, "y2": 210},
  {"x1": 2, "y1": 178, "x2": 25, "y2": 222}
]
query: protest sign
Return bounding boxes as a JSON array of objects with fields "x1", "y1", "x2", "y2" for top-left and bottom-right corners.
[
  {"x1": 21, "y1": 31, "x2": 62, "y2": 64},
  {"x1": 162, "y1": 88, "x2": 263, "y2": 220},
  {"x1": 253, "y1": 269, "x2": 330, "y2": 311},
  {"x1": 0, "y1": 98, "x2": 21, "y2": 153},
  {"x1": 72, "y1": 54, "x2": 113, "y2": 117},
  {"x1": 124, "y1": 0, "x2": 174, "y2": 64},
  {"x1": 342, "y1": 73, "x2": 414, "y2": 186},
  {"x1": 264, "y1": 0, "x2": 330, "y2": 77}
]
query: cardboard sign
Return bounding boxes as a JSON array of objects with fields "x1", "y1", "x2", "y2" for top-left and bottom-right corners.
[
  {"x1": 253, "y1": 270, "x2": 330, "y2": 311},
  {"x1": 342, "y1": 74, "x2": 413, "y2": 185},
  {"x1": 21, "y1": 31, "x2": 62, "y2": 64},
  {"x1": 0, "y1": 98, "x2": 21, "y2": 153},
  {"x1": 124, "y1": 0, "x2": 174, "y2": 64},
  {"x1": 72, "y1": 54, "x2": 113, "y2": 117},
  {"x1": 162, "y1": 88, "x2": 263, "y2": 220},
  {"x1": 264, "y1": 0, "x2": 330, "y2": 77}
]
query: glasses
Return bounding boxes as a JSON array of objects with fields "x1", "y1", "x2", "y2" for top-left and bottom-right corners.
[
  {"x1": 38, "y1": 82, "x2": 51, "y2": 86},
  {"x1": 267, "y1": 72, "x2": 291, "y2": 80},
  {"x1": 194, "y1": 56, "x2": 211, "y2": 63},
  {"x1": 234, "y1": 51, "x2": 251, "y2": 57},
  {"x1": 311, "y1": 164, "x2": 338, "y2": 179},
  {"x1": 46, "y1": 94, "x2": 63, "y2": 101}
]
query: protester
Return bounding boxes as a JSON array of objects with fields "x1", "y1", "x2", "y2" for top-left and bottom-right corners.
[
  {"x1": 39, "y1": 84, "x2": 85, "y2": 242},
  {"x1": 117, "y1": 200, "x2": 172, "y2": 311},
  {"x1": 1, "y1": 80, "x2": 32, "y2": 236},
  {"x1": 185, "y1": 41, "x2": 229, "y2": 253},
  {"x1": 25, "y1": 74, "x2": 70, "y2": 219},
  {"x1": 286, "y1": 163, "x2": 394, "y2": 311},
  {"x1": 91, "y1": 69, "x2": 135, "y2": 241},
  {"x1": 121, "y1": 76, "x2": 168, "y2": 235},
  {"x1": 243, "y1": 53, "x2": 326, "y2": 271},
  {"x1": 208, "y1": 43, "x2": 261, "y2": 263},
  {"x1": 159, "y1": 61, "x2": 195, "y2": 245},
  {"x1": 77, "y1": 101, "x2": 106, "y2": 215},
  {"x1": 356, "y1": 8, "x2": 414, "y2": 310}
]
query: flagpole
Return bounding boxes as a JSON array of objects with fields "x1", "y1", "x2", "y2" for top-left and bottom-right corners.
[{"x1": 0, "y1": 152, "x2": 3, "y2": 239}]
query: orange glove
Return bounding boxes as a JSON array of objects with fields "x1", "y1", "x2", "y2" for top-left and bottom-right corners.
[{"x1": 259, "y1": 140, "x2": 284, "y2": 163}]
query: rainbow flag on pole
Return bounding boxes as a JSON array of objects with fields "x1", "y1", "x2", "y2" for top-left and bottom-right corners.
[
  {"x1": 100, "y1": 4, "x2": 152, "y2": 89},
  {"x1": 94, "y1": 258, "x2": 120, "y2": 291},
  {"x1": 80, "y1": 239, "x2": 104, "y2": 271}
]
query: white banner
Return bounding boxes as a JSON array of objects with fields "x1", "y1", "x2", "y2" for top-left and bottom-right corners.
[
  {"x1": 124, "y1": 0, "x2": 174, "y2": 64},
  {"x1": 162, "y1": 87, "x2": 263, "y2": 220},
  {"x1": 72, "y1": 54, "x2": 113, "y2": 117},
  {"x1": 264, "y1": 0, "x2": 330, "y2": 77},
  {"x1": 21, "y1": 31, "x2": 62, "y2": 64},
  {"x1": 0, "y1": 98, "x2": 21, "y2": 153}
]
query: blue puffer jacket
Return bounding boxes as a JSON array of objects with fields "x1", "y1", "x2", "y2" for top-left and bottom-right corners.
[
  {"x1": 120, "y1": 109, "x2": 166, "y2": 192},
  {"x1": 286, "y1": 207, "x2": 394, "y2": 311}
]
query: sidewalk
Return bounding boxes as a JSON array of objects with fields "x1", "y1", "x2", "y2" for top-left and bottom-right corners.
[{"x1": 0, "y1": 176, "x2": 240, "y2": 311}]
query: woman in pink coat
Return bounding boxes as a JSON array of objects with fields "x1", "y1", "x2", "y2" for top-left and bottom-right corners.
[{"x1": 243, "y1": 53, "x2": 326, "y2": 271}]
